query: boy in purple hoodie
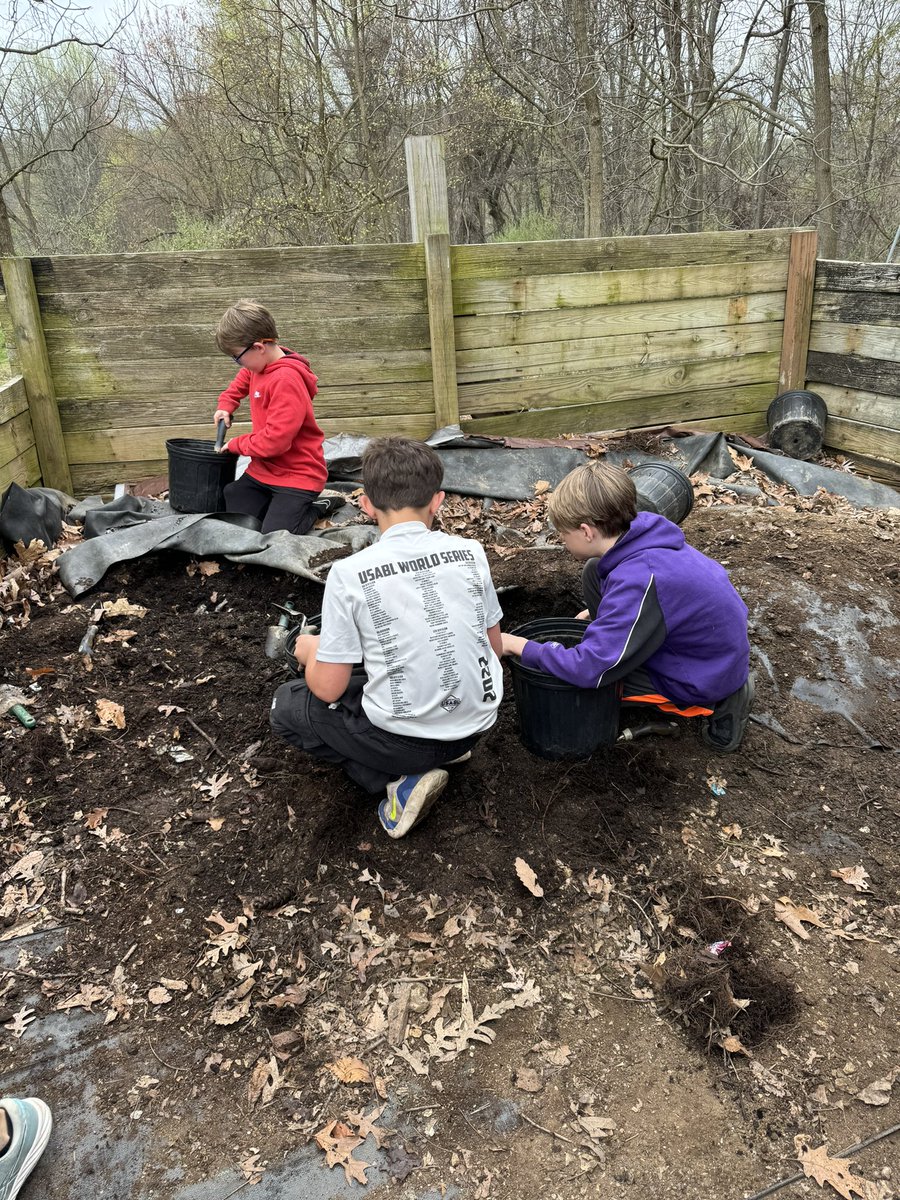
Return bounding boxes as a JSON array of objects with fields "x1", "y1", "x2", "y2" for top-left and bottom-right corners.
[{"x1": 501, "y1": 462, "x2": 753, "y2": 752}]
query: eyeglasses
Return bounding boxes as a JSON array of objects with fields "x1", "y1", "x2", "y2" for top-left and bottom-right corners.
[{"x1": 232, "y1": 343, "x2": 255, "y2": 365}]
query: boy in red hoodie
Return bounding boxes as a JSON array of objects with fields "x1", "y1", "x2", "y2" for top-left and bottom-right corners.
[{"x1": 213, "y1": 299, "x2": 328, "y2": 535}]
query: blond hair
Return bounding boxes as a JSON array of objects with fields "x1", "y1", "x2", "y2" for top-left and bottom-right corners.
[
  {"x1": 548, "y1": 461, "x2": 637, "y2": 536},
  {"x1": 215, "y1": 299, "x2": 278, "y2": 353}
]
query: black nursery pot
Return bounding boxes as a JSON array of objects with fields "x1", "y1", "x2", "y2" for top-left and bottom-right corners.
[
  {"x1": 628, "y1": 462, "x2": 694, "y2": 525},
  {"x1": 508, "y1": 618, "x2": 620, "y2": 761},
  {"x1": 166, "y1": 438, "x2": 238, "y2": 513},
  {"x1": 766, "y1": 390, "x2": 828, "y2": 461}
]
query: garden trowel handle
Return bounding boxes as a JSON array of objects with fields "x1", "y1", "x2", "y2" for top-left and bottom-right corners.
[{"x1": 215, "y1": 419, "x2": 227, "y2": 452}]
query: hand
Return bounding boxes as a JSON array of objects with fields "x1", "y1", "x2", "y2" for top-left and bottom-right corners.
[
  {"x1": 293, "y1": 633, "x2": 320, "y2": 667},
  {"x1": 213, "y1": 409, "x2": 232, "y2": 428},
  {"x1": 214, "y1": 442, "x2": 229, "y2": 454},
  {"x1": 575, "y1": 608, "x2": 589, "y2": 620},
  {"x1": 501, "y1": 632, "x2": 527, "y2": 658}
]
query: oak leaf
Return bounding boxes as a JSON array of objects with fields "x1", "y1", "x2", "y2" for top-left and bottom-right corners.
[
  {"x1": 95, "y1": 698, "x2": 126, "y2": 729},
  {"x1": 794, "y1": 1134, "x2": 885, "y2": 1199},
  {"x1": 248, "y1": 1055, "x2": 281, "y2": 1107},
  {"x1": 831, "y1": 866, "x2": 871, "y2": 892},
  {"x1": 774, "y1": 897, "x2": 826, "y2": 940},
  {"x1": 514, "y1": 857, "x2": 544, "y2": 898},
  {"x1": 326, "y1": 1056, "x2": 372, "y2": 1084}
]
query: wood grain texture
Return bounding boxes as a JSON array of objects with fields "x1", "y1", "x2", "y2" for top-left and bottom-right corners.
[
  {"x1": 809, "y1": 321, "x2": 900, "y2": 361},
  {"x1": 0, "y1": 375, "x2": 28, "y2": 425},
  {"x1": 807, "y1": 383, "x2": 900, "y2": 428},
  {"x1": 0, "y1": 444, "x2": 40, "y2": 490},
  {"x1": 807, "y1": 351, "x2": 900, "y2": 395},
  {"x1": 453, "y1": 260, "x2": 788, "y2": 315},
  {"x1": 778, "y1": 229, "x2": 818, "y2": 392},
  {"x1": 824, "y1": 414, "x2": 900, "y2": 464},
  {"x1": 814, "y1": 261, "x2": 900, "y2": 293},
  {"x1": 452, "y1": 229, "x2": 798, "y2": 280}
]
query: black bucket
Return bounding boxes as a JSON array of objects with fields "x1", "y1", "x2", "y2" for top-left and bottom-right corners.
[
  {"x1": 766, "y1": 390, "x2": 828, "y2": 460},
  {"x1": 166, "y1": 439, "x2": 238, "y2": 513},
  {"x1": 508, "y1": 618, "x2": 620, "y2": 761},
  {"x1": 628, "y1": 462, "x2": 694, "y2": 524}
]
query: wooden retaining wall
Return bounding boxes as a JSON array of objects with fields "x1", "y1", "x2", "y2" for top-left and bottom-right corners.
[
  {"x1": 452, "y1": 230, "x2": 801, "y2": 437},
  {"x1": 0, "y1": 375, "x2": 39, "y2": 491},
  {"x1": 806, "y1": 261, "x2": 900, "y2": 481}
]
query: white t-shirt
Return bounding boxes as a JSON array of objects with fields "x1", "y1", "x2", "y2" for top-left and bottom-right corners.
[{"x1": 316, "y1": 521, "x2": 504, "y2": 738}]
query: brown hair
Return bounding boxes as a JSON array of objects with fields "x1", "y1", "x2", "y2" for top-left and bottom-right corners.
[
  {"x1": 548, "y1": 461, "x2": 637, "y2": 537},
  {"x1": 215, "y1": 299, "x2": 278, "y2": 353},
  {"x1": 362, "y1": 436, "x2": 444, "y2": 511}
]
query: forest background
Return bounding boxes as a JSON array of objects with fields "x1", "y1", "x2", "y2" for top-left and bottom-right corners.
[{"x1": 1, "y1": 0, "x2": 898, "y2": 263}]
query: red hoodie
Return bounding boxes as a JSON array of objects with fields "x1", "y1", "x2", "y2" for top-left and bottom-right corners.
[{"x1": 216, "y1": 349, "x2": 327, "y2": 491}]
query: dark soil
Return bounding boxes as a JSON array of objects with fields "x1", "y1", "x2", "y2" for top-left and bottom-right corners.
[{"x1": 2, "y1": 502, "x2": 900, "y2": 1200}]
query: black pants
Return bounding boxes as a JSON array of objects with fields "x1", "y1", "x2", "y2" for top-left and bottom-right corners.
[
  {"x1": 224, "y1": 473, "x2": 320, "y2": 536},
  {"x1": 270, "y1": 671, "x2": 481, "y2": 794}
]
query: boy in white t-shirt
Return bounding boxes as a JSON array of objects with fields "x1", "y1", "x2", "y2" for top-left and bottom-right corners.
[{"x1": 270, "y1": 436, "x2": 504, "y2": 838}]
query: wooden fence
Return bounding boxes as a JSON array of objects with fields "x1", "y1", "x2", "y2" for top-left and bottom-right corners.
[
  {"x1": 807, "y1": 261, "x2": 900, "y2": 483},
  {"x1": 0, "y1": 375, "x2": 38, "y2": 491},
  {"x1": 0, "y1": 136, "x2": 895, "y2": 497}
]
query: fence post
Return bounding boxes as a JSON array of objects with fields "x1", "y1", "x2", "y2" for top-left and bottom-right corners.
[
  {"x1": 405, "y1": 136, "x2": 460, "y2": 431},
  {"x1": 0, "y1": 256, "x2": 72, "y2": 493},
  {"x1": 778, "y1": 228, "x2": 818, "y2": 394}
]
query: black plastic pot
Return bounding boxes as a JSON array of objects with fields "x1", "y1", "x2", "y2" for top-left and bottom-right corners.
[
  {"x1": 166, "y1": 438, "x2": 237, "y2": 513},
  {"x1": 628, "y1": 462, "x2": 694, "y2": 524},
  {"x1": 284, "y1": 614, "x2": 323, "y2": 674},
  {"x1": 508, "y1": 618, "x2": 620, "y2": 761},
  {"x1": 766, "y1": 390, "x2": 828, "y2": 460}
]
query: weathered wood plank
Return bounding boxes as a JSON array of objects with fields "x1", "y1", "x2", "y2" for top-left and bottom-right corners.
[
  {"x1": 812, "y1": 289, "x2": 900, "y2": 327},
  {"x1": 452, "y1": 229, "x2": 799, "y2": 280},
  {"x1": 815, "y1": 261, "x2": 900, "y2": 294},
  {"x1": 778, "y1": 229, "x2": 817, "y2": 392},
  {"x1": 809, "y1": 321, "x2": 900, "y2": 362},
  {"x1": 808, "y1": 383, "x2": 900, "y2": 429},
  {"x1": 31, "y1": 244, "x2": 427, "y2": 294},
  {"x1": 822, "y1": 448, "x2": 900, "y2": 487},
  {"x1": 453, "y1": 260, "x2": 789, "y2": 316},
  {"x1": 67, "y1": 413, "x2": 437, "y2": 493},
  {"x1": 0, "y1": 443, "x2": 40, "y2": 490},
  {"x1": 57, "y1": 382, "x2": 438, "y2": 432},
  {"x1": 45, "y1": 314, "x2": 433, "y2": 364},
  {"x1": 464, "y1": 387, "x2": 772, "y2": 437},
  {"x1": 455, "y1": 292, "x2": 786, "y2": 352},
  {"x1": 807, "y1": 351, "x2": 900, "y2": 396},
  {"x1": 38, "y1": 279, "x2": 428, "y2": 329},
  {"x1": 406, "y1": 139, "x2": 460, "y2": 431},
  {"x1": 0, "y1": 410, "x2": 37, "y2": 467},
  {"x1": 458, "y1": 352, "x2": 781, "y2": 416},
  {"x1": 0, "y1": 375, "x2": 28, "y2": 425},
  {"x1": 0, "y1": 257, "x2": 72, "y2": 492},
  {"x1": 456, "y1": 322, "x2": 783, "y2": 383},
  {"x1": 824, "y1": 415, "x2": 900, "y2": 465}
]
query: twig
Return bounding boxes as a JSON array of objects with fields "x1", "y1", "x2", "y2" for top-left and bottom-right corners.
[
  {"x1": 749, "y1": 715, "x2": 804, "y2": 745},
  {"x1": 182, "y1": 715, "x2": 228, "y2": 761},
  {"x1": 588, "y1": 989, "x2": 653, "y2": 1003},
  {"x1": 518, "y1": 1112, "x2": 577, "y2": 1147},
  {"x1": 217, "y1": 1182, "x2": 251, "y2": 1200},
  {"x1": 146, "y1": 1037, "x2": 186, "y2": 1074},
  {"x1": 745, "y1": 1121, "x2": 900, "y2": 1200}
]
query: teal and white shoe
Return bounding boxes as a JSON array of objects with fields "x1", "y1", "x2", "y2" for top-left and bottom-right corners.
[
  {"x1": 378, "y1": 770, "x2": 449, "y2": 839},
  {"x1": 0, "y1": 1098, "x2": 53, "y2": 1200}
]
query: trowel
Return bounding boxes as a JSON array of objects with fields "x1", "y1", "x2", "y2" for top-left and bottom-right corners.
[{"x1": 0, "y1": 685, "x2": 36, "y2": 729}]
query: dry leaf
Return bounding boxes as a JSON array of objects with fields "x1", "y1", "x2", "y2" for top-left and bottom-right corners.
[
  {"x1": 57, "y1": 984, "x2": 111, "y2": 1011},
  {"x1": 326, "y1": 1056, "x2": 372, "y2": 1085},
  {"x1": 346, "y1": 1105, "x2": 393, "y2": 1148},
  {"x1": 160, "y1": 978, "x2": 188, "y2": 991},
  {"x1": 248, "y1": 1056, "x2": 281, "y2": 1107},
  {"x1": 314, "y1": 1120, "x2": 371, "y2": 1186},
  {"x1": 147, "y1": 986, "x2": 173, "y2": 1005},
  {"x1": 95, "y1": 698, "x2": 126, "y2": 729},
  {"x1": 794, "y1": 1134, "x2": 885, "y2": 1200},
  {"x1": 577, "y1": 1115, "x2": 616, "y2": 1142},
  {"x1": 721, "y1": 823, "x2": 743, "y2": 840},
  {"x1": 207, "y1": 817, "x2": 225, "y2": 831},
  {"x1": 239, "y1": 1152, "x2": 265, "y2": 1185},
  {"x1": 210, "y1": 978, "x2": 254, "y2": 1025},
  {"x1": 721, "y1": 1035, "x2": 753, "y2": 1057},
  {"x1": 514, "y1": 857, "x2": 544, "y2": 898},
  {"x1": 101, "y1": 598, "x2": 147, "y2": 618},
  {"x1": 513, "y1": 1066, "x2": 542, "y2": 1092},
  {"x1": 831, "y1": 866, "x2": 871, "y2": 893},
  {"x1": 198, "y1": 560, "x2": 220, "y2": 576},
  {"x1": 774, "y1": 897, "x2": 826, "y2": 940},
  {"x1": 84, "y1": 808, "x2": 108, "y2": 830},
  {"x1": 533, "y1": 480, "x2": 551, "y2": 495},
  {"x1": 3, "y1": 1005, "x2": 37, "y2": 1038},
  {"x1": 855, "y1": 1077, "x2": 893, "y2": 1106}
]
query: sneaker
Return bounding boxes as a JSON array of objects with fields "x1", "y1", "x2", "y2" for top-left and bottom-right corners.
[
  {"x1": 378, "y1": 770, "x2": 449, "y2": 839},
  {"x1": 444, "y1": 751, "x2": 472, "y2": 765},
  {"x1": 701, "y1": 675, "x2": 755, "y2": 753},
  {"x1": 0, "y1": 1098, "x2": 53, "y2": 1200},
  {"x1": 312, "y1": 493, "x2": 345, "y2": 519}
]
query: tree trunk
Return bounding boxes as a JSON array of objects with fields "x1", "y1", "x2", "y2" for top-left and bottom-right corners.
[
  {"x1": 754, "y1": 2, "x2": 793, "y2": 228},
  {"x1": 805, "y1": 0, "x2": 838, "y2": 255},
  {"x1": 0, "y1": 191, "x2": 14, "y2": 255},
  {"x1": 572, "y1": 0, "x2": 604, "y2": 237}
]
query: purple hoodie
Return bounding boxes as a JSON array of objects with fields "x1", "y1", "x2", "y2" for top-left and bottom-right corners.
[{"x1": 520, "y1": 512, "x2": 750, "y2": 706}]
